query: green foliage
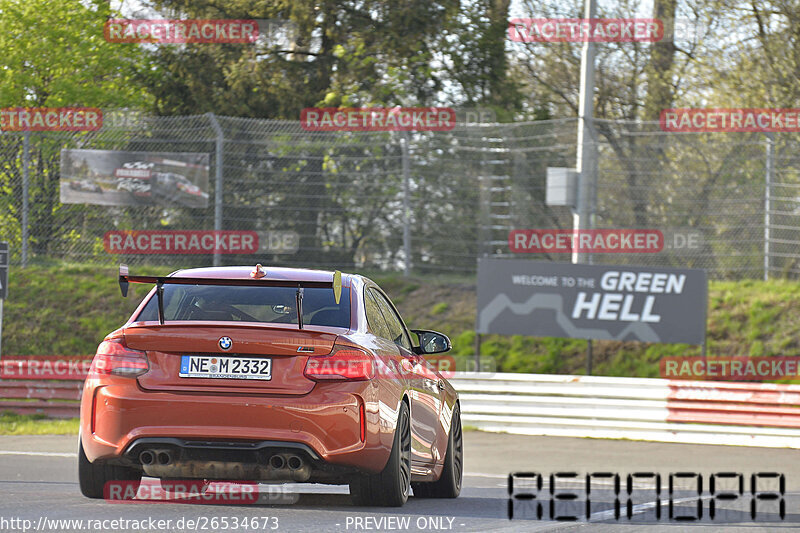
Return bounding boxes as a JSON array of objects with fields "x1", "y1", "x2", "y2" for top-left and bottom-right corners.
[
  {"x1": 146, "y1": 0, "x2": 461, "y2": 117},
  {"x1": 3, "y1": 264, "x2": 153, "y2": 355},
  {"x1": 431, "y1": 302, "x2": 449, "y2": 315},
  {"x1": 0, "y1": 0, "x2": 151, "y2": 108},
  {"x1": 0, "y1": 412, "x2": 79, "y2": 435}
]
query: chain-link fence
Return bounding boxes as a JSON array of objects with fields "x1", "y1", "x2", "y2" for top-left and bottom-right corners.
[{"x1": 0, "y1": 114, "x2": 797, "y2": 279}]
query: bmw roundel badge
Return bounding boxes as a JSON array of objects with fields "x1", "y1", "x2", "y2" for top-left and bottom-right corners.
[{"x1": 218, "y1": 336, "x2": 233, "y2": 350}]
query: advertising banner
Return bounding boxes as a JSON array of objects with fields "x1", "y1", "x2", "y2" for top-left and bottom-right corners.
[
  {"x1": 477, "y1": 258, "x2": 707, "y2": 344},
  {"x1": 60, "y1": 149, "x2": 210, "y2": 208}
]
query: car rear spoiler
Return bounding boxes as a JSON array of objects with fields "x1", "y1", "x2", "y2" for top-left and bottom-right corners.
[{"x1": 118, "y1": 263, "x2": 342, "y2": 328}]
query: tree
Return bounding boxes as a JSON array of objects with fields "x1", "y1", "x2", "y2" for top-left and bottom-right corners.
[
  {"x1": 0, "y1": 0, "x2": 152, "y2": 260},
  {"x1": 145, "y1": 0, "x2": 461, "y2": 117},
  {"x1": 436, "y1": 0, "x2": 523, "y2": 119}
]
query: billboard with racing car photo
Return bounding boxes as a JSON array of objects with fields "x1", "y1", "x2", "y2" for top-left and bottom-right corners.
[{"x1": 60, "y1": 149, "x2": 210, "y2": 208}]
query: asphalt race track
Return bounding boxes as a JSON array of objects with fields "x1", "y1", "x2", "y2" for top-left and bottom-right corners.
[{"x1": 1, "y1": 432, "x2": 798, "y2": 532}]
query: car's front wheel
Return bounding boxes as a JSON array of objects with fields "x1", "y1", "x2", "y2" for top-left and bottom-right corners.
[
  {"x1": 349, "y1": 401, "x2": 411, "y2": 507},
  {"x1": 412, "y1": 403, "x2": 462, "y2": 498},
  {"x1": 78, "y1": 439, "x2": 142, "y2": 499}
]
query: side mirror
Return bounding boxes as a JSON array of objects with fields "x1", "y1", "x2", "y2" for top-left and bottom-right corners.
[{"x1": 411, "y1": 329, "x2": 451, "y2": 355}]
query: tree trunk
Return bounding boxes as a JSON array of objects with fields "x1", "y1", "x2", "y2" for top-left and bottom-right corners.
[{"x1": 642, "y1": 0, "x2": 678, "y2": 121}]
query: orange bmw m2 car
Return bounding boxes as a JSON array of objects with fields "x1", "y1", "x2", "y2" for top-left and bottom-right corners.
[{"x1": 79, "y1": 264, "x2": 461, "y2": 506}]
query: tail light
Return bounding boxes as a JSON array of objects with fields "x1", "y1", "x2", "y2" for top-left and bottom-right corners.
[
  {"x1": 90, "y1": 338, "x2": 149, "y2": 378},
  {"x1": 303, "y1": 346, "x2": 374, "y2": 381}
]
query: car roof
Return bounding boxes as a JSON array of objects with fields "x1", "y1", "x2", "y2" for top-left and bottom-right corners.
[{"x1": 171, "y1": 266, "x2": 355, "y2": 286}]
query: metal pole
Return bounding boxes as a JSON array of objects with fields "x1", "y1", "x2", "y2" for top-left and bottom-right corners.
[
  {"x1": 402, "y1": 131, "x2": 412, "y2": 276},
  {"x1": 574, "y1": 0, "x2": 598, "y2": 374},
  {"x1": 585, "y1": 339, "x2": 592, "y2": 375},
  {"x1": 22, "y1": 132, "x2": 30, "y2": 267},
  {"x1": 764, "y1": 133, "x2": 774, "y2": 281},
  {"x1": 206, "y1": 113, "x2": 224, "y2": 267},
  {"x1": 572, "y1": 0, "x2": 598, "y2": 266}
]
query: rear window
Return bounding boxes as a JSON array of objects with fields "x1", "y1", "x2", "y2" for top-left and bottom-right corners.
[{"x1": 135, "y1": 284, "x2": 350, "y2": 328}]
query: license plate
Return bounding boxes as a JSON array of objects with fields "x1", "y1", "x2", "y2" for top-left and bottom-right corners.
[{"x1": 179, "y1": 355, "x2": 271, "y2": 380}]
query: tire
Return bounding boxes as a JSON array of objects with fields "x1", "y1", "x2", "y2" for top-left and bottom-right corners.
[
  {"x1": 349, "y1": 401, "x2": 411, "y2": 507},
  {"x1": 412, "y1": 403, "x2": 462, "y2": 498},
  {"x1": 78, "y1": 439, "x2": 142, "y2": 499}
]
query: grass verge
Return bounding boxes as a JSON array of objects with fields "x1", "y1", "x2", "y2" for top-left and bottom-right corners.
[{"x1": 0, "y1": 412, "x2": 80, "y2": 435}]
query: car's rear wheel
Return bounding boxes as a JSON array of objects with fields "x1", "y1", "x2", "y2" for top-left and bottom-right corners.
[
  {"x1": 412, "y1": 403, "x2": 462, "y2": 498},
  {"x1": 349, "y1": 401, "x2": 411, "y2": 507},
  {"x1": 78, "y1": 439, "x2": 142, "y2": 499}
]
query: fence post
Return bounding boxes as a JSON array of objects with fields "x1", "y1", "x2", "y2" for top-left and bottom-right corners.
[
  {"x1": 764, "y1": 132, "x2": 774, "y2": 281},
  {"x1": 22, "y1": 132, "x2": 30, "y2": 267},
  {"x1": 402, "y1": 131, "x2": 412, "y2": 277},
  {"x1": 206, "y1": 113, "x2": 224, "y2": 267},
  {"x1": 474, "y1": 333, "x2": 481, "y2": 372}
]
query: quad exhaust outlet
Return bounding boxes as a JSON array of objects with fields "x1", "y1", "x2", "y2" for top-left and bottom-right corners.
[{"x1": 136, "y1": 448, "x2": 310, "y2": 481}]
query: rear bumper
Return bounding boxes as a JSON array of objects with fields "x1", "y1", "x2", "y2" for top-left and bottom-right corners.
[{"x1": 80, "y1": 377, "x2": 392, "y2": 475}]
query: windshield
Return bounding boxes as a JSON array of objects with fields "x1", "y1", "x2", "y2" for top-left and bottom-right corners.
[{"x1": 135, "y1": 284, "x2": 350, "y2": 328}]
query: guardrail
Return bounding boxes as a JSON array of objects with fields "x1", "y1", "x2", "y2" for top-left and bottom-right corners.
[
  {"x1": 0, "y1": 357, "x2": 88, "y2": 418},
  {"x1": 0, "y1": 380, "x2": 83, "y2": 418},
  {"x1": 451, "y1": 372, "x2": 800, "y2": 448}
]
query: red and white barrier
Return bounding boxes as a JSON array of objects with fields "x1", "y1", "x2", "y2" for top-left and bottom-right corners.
[
  {"x1": 0, "y1": 357, "x2": 90, "y2": 418},
  {"x1": 452, "y1": 372, "x2": 800, "y2": 448}
]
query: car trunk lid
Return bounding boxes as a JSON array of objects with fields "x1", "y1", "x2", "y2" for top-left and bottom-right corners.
[{"x1": 125, "y1": 323, "x2": 337, "y2": 395}]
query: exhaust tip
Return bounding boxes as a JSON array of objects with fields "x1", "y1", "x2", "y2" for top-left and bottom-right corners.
[
  {"x1": 157, "y1": 451, "x2": 171, "y2": 465},
  {"x1": 287, "y1": 455, "x2": 303, "y2": 470},
  {"x1": 269, "y1": 455, "x2": 286, "y2": 469},
  {"x1": 139, "y1": 450, "x2": 155, "y2": 465}
]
